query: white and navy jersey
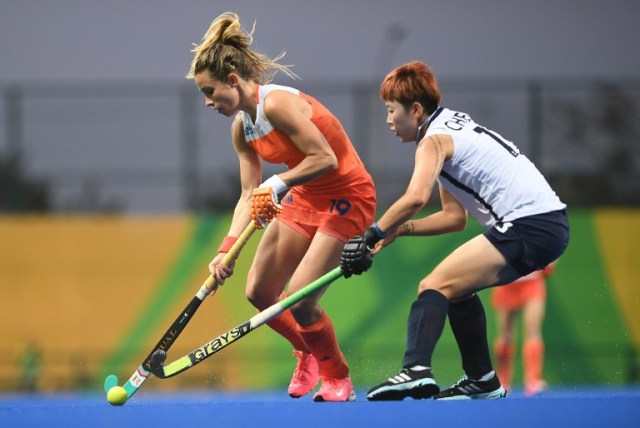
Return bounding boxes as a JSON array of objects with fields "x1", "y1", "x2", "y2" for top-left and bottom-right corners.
[{"x1": 424, "y1": 107, "x2": 565, "y2": 227}]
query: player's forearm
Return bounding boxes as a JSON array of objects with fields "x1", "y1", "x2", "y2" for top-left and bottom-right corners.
[
  {"x1": 376, "y1": 193, "x2": 427, "y2": 235},
  {"x1": 228, "y1": 197, "x2": 253, "y2": 237},
  {"x1": 279, "y1": 151, "x2": 338, "y2": 187},
  {"x1": 402, "y1": 210, "x2": 466, "y2": 236}
]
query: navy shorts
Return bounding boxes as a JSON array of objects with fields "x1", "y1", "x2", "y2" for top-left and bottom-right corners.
[{"x1": 484, "y1": 209, "x2": 570, "y2": 276}]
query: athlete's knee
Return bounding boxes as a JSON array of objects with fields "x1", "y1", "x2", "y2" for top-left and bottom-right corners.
[
  {"x1": 417, "y1": 276, "x2": 454, "y2": 299},
  {"x1": 245, "y1": 282, "x2": 279, "y2": 310}
]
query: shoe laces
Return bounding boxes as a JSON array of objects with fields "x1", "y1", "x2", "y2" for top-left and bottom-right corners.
[
  {"x1": 387, "y1": 368, "x2": 411, "y2": 382},
  {"x1": 292, "y1": 351, "x2": 312, "y2": 379},
  {"x1": 452, "y1": 375, "x2": 471, "y2": 388}
]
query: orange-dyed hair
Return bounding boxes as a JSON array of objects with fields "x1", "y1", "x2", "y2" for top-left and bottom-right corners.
[{"x1": 380, "y1": 61, "x2": 441, "y2": 114}]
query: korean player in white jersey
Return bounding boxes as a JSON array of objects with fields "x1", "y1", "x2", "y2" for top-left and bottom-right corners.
[{"x1": 340, "y1": 61, "x2": 569, "y2": 400}]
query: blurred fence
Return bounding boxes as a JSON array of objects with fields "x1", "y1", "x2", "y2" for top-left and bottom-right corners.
[{"x1": 1, "y1": 77, "x2": 640, "y2": 213}]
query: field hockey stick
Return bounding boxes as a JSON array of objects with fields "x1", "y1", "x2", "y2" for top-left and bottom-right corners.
[
  {"x1": 103, "y1": 222, "x2": 257, "y2": 399},
  {"x1": 150, "y1": 266, "x2": 344, "y2": 379}
]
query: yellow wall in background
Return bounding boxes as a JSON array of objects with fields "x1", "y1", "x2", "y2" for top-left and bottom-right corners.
[
  {"x1": 0, "y1": 215, "x2": 192, "y2": 390},
  {"x1": 0, "y1": 215, "x2": 265, "y2": 392}
]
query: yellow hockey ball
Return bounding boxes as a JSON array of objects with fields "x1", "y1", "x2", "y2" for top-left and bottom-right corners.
[{"x1": 107, "y1": 386, "x2": 128, "y2": 406}]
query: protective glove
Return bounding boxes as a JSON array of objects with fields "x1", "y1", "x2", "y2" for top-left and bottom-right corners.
[
  {"x1": 340, "y1": 224, "x2": 386, "y2": 278},
  {"x1": 250, "y1": 175, "x2": 289, "y2": 229},
  {"x1": 250, "y1": 187, "x2": 282, "y2": 229}
]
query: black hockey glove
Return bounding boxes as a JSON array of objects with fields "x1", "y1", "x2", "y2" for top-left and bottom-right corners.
[{"x1": 340, "y1": 224, "x2": 386, "y2": 278}]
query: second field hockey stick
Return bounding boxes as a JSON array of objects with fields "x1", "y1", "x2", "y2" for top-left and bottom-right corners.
[
  {"x1": 103, "y1": 222, "x2": 257, "y2": 399},
  {"x1": 150, "y1": 266, "x2": 344, "y2": 379}
]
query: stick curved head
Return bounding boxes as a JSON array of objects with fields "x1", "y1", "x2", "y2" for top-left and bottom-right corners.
[{"x1": 103, "y1": 374, "x2": 120, "y2": 395}]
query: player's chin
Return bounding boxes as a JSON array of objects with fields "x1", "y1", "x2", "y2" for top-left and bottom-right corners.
[
  {"x1": 216, "y1": 107, "x2": 237, "y2": 117},
  {"x1": 393, "y1": 131, "x2": 411, "y2": 143},
  {"x1": 391, "y1": 131, "x2": 403, "y2": 142}
]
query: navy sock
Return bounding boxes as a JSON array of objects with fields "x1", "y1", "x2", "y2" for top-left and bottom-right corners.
[
  {"x1": 448, "y1": 294, "x2": 493, "y2": 378},
  {"x1": 402, "y1": 289, "x2": 449, "y2": 368}
]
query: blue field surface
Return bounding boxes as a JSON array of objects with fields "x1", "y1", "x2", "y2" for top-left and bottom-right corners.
[{"x1": 1, "y1": 387, "x2": 639, "y2": 428}]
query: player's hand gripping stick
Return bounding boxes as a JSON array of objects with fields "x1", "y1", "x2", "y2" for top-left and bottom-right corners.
[
  {"x1": 340, "y1": 222, "x2": 387, "y2": 278},
  {"x1": 250, "y1": 174, "x2": 288, "y2": 229}
]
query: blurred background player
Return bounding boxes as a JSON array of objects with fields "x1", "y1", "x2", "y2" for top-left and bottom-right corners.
[
  {"x1": 19, "y1": 341, "x2": 41, "y2": 393},
  {"x1": 491, "y1": 263, "x2": 555, "y2": 396},
  {"x1": 340, "y1": 61, "x2": 569, "y2": 401},
  {"x1": 189, "y1": 12, "x2": 376, "y2": 402}
]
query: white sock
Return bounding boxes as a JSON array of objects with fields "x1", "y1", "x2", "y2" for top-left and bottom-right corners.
[
  {"x1": 410, "y1": 365, "x2": 430, "y2": 371},
  {"x1": 476, "y1": 370, "x2": 495, "y2": 382}
]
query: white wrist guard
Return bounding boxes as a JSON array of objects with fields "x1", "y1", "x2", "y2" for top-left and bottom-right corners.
[{"x1": 260, "y1": 174, "x2": 289, "y2": 197}]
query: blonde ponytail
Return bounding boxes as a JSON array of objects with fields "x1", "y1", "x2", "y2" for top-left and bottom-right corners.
[{"x1": 188, "y1": 12, "x2": 297, "y2": 83}]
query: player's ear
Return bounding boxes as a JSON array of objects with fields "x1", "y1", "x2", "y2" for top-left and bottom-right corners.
[
  {"x1": 410, "y1": 101, "x2": 425, "y2": 120},
  {"x1": 227, "y1": 73, "x2": 239, "y2": 87}
]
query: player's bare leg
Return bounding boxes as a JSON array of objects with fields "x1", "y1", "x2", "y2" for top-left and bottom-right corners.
[
  {"x1": 494, "y1": 309, "x2": 516, "y2": 391},
  {"x1": 523, "y1": 298, "x2": 547, "y2": 395}
]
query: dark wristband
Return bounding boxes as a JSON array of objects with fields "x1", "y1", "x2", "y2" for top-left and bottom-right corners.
[
  {"x1": 371, "y1": 222, "x2": 387, "y2": 239},
  {"x1": 363, "y1": 222, "x2": 386, "y2": 247}
]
